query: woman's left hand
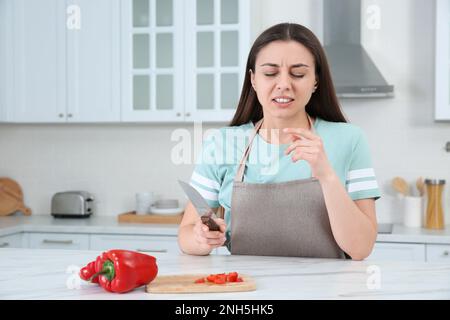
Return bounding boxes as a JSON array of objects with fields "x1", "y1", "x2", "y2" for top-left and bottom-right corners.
[{"x1": 283, "y1": 127, "x2": 335, "y2": 182}]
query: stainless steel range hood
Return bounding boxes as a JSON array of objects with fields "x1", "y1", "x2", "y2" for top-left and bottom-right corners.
[{"x1": 323, "y1": 0, "x2": 394, "y2": 98}]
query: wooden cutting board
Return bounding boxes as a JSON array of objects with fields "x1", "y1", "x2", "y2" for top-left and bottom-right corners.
[
  {"x1": 146, "y1": 274, "x2": 256, "y2": 294},
  {"x1": 0, "y1": 177, "x2": 32, "y2": 216},
  {"x1": 118, "y1": 211, "x2": 183, "y2": 224}
]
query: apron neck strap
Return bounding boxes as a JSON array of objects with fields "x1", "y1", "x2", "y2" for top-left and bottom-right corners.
[
  {"x1": 235, "y1": 118, "x2": 264, "y2": 182},
  {"x1": 234, "y1": 115, "x2": 315, "y2": 182}
]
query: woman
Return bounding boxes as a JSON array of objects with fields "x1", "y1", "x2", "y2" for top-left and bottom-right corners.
[{"x1": 178, "y1": 23, "x2": 380, "y2": 260}]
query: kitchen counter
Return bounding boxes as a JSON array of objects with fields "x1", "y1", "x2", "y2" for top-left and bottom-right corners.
[
  {"x1": 0, "y1": 248, "x2": 449, "y2": 299},
  {"x1": 0, "y1": 215, "x2": 178, "y2": 237},
  {"x1": 1, "y1": 215, "x2": 450, "y2": 245},
  {"x1": 376, "y1": 224, "x2": 450, "y2": 244}
]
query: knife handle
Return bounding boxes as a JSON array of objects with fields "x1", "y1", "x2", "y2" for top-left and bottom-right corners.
[{"x1": 201, "y1": 216, "x2": 221, "y2": 232}]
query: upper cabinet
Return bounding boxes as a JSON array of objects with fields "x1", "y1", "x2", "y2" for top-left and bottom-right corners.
[
  {"x1": 2, "y1": 0, "x2": 120, "y2": 123},
  {"x1": 9, "y1": 0, "x2": 66, "y2": 122},
  {"x1": 121, "y1": 0, "x2": 185, "y2": 122},
  {"x1": 121, "y1": 0, "x2": 250, "y2": 122},
  {"x1": 0, "y1": 0, "x2": 9, "y2": 122},
  {"x1": 1, "y1": 0, "x2": 249, "y2": 123},
  {"x1": 184, "y1": 0, "x2": 250, "y2": 122},
  {"x1": 66, "y1": 0, "x2": 121, "y2": 122},
  {"x1": 435, "y1": 0, "x2": 450, "y2": 121}
]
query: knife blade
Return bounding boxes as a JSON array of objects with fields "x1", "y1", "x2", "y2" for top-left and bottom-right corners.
[{"x1": 178, "y1": 180, "x2": 221, "y2": 232}]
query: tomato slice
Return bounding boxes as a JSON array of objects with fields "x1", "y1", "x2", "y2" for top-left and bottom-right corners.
[
  {"x1": 206, "y1": 274, "x2": 217, "y2": 282},
  {"x1": 214, "y1": 274, "x2": 227, "y2": 284},
  {"x1": 226, "y1": 272, "x2": 238, "y2": 282},
  {"x1": 194, "y1": 277, "x2": 205, "y2": 284},
  {"x1": 201, "y1": 272, "x2": 243, "y2": 284}
]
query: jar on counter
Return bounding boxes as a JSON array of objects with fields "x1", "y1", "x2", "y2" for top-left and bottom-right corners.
[{"x1": 424, "y1": 179, "x2": 445, "y2": 229}]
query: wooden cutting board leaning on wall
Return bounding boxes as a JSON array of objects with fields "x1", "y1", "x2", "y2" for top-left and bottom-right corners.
[
  {"x1": 0, "y1": 177, "x2": 32, "y2": 216},
  {"x1": 146, "y1": 274, "x2": 256, "y2": 294}
]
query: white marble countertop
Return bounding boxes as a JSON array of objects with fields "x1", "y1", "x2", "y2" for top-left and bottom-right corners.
[
  {"x1": 0, "y1": 248, "x2": 449, "y2": 299},
  {"x1": 2, "y1": 215, "x2": 450, "y2": 245},
  {"x1": 376, "y1": 224, "x2": 450, "y2": 244},
  {"x1": 0, "y1": 215, "x2": 178, "y2": 237}
]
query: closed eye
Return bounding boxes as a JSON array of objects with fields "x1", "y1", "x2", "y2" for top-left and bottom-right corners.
[{"x1": 264, "y1": 73, "x2": 305, "y2": 78}]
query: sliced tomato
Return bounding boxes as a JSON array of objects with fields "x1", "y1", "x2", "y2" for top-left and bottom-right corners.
[
  {"x1": 206, "y1": 274, "x2": 217, "y2": 282},
  {"x1": 202, "y1": 272, "x2": 243, "y2": 284},
  {"x1": 226, "y1": 272, "x2": 238, "y2": 282},
  {"x1": 194, "y1": 277, "x2": 205, "y2": 284},
  {"x1": 214, "y1": 274, "x2": 227, "y2": 284}
]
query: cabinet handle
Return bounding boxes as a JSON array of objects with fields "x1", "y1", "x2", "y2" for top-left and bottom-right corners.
[
  {"x1": 59, "y1": 113, "x2": 64, "y2": 118},
  {"x1": 0, "y1": 242, "x2": 10, "y2": 248},
  {"x1": 42, "y1": 239, "x2": 74, "y2": 245},
  {"x1": 185, "y1": 112, "x2": 191, "y2": 117},
  {"x1": 67, "y1": 113, "x2": 73, "y2": 118},
  {"x1": 443, "y1": 250, "x2": 449, "y2": 256},
  {"x1": 176, "y1": 112, "x2": 181, "y2": 117},
  {"x1": 136, "y1": 248, "x2": 168, "y2": 253}
]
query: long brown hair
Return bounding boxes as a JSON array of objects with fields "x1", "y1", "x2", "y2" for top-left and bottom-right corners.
[{"x1": 230, "y1": 23, "x2": 347, "y2": 126}]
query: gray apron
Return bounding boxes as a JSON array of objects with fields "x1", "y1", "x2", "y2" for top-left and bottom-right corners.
[{"x1": 229, "y1": 116, "x2": 346, "y2": 259}]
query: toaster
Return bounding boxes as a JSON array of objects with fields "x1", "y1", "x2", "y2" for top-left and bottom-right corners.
[{"x1": 51, "y1": 191, "x2": 94, "y2": 218}]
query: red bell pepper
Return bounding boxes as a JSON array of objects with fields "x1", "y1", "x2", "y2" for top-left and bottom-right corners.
[
  {"x1": 81, "y1": 249, "x2": 158, "y2": 293},
  {"x1": 79, "y1": 261, "x2": 99, "y2": 283}
]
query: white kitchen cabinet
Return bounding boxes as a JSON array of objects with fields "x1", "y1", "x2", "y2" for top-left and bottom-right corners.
[
  {"x1": 28, "y1": 232, "x2": 90, "y2": 250},
  {"x1": 10, "y1": 0, "x2": 66, "y2": 122},
  {"x1": 89, "y1": 234, "x2": 180, "y2": 255},
  {"x1": 0, "y1": 233, "x2": 27, "y2": 249},
  {"x1": 121, "y1": 0, "x2": 250, "y2": 122},
  {"x1": 65, "y1": 0, "x2": 121, "y2": 122},
  {"x1": 435, "y1": 0, "x2": 450, "y2": 120},
  {"x1": 366, "y1": 242, "x2": 426, "y2": 262},
  {"x1": 426, "y1": 244, "x2": 450, "y2": 262},
  {"x1": 4, "y1": 0, "x2": 120, "y2": 123},
  {"x1": 0, "y1": 0, "x2": 10, "y2": 122},
  {"x1": 121, "y1": 0, "x2": 185, "y2": 122},
  {"x1": 184, "y1": 0, "x2": 250, "y2": 122}
]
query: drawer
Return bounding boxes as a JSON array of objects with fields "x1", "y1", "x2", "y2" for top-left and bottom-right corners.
[
  {"x1": 426, "y1": 244, "x2": 450, "y2": 262},
  {"x1": 0, "y1": 233, "x2": 26, "y2": 248},
  {"x1": 366, "y1": 242, "x2": 426, "y2": 262},
  {"x1": 28, "y1": 233, "x2": 89, "y2": 250},
  {"x1": 89, "y1": 234, "x2": 179, "y2": 255}
]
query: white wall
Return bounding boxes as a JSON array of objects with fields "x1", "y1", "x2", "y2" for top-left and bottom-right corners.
[{"x1": 0, "y1": 0, "x2": 449, "y2": 224}]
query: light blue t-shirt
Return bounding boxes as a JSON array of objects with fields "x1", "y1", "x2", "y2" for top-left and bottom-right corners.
[{"x1": 189, "y1": 117, "x2": 381, "y2": 237}]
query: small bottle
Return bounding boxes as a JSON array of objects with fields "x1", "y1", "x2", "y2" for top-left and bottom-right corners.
[{"x1": 424, "y1": 179, "x2": 445, "y2": 229}]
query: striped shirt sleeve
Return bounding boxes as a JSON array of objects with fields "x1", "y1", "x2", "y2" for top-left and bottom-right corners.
[
  {"x1": 346, "y1": 130, "x2": 381, "y2": 201},
  {"x1": 189, "y1": 137, "x2": 221, "y2": 208}
]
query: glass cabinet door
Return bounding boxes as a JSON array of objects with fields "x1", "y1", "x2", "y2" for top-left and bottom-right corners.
[
  {"x1": 185, "y1": 0, "x2": 250, "y2": 122},
  {"x1": 122, "y1": 0, "x2": 183, "y2": 121},
  {"x1": 121, "y1": 0, "x2": 249, "y2": 122}
]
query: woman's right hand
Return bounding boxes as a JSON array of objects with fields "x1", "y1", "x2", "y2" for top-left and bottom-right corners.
[{"x1": 193, "y1": 218, "x2": 227, "y2": 250}]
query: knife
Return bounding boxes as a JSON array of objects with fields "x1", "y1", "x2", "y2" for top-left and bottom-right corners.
[{"x1": 178, "y1": 180, "x2": 221, "y2": 232}]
